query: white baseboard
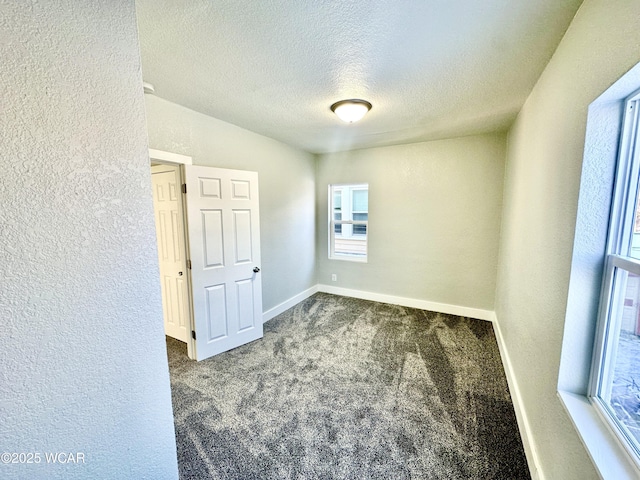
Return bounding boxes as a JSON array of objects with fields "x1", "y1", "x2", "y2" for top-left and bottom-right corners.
[
  {"x1": 262, "y1": 285, "x2": 319, "y2": 323},
  {"x1": 491, "y1": 312, "x2": 544, "y2": 480},
  {"x1": 317, "y1": 284, "x2": 495, "y2": 321}
]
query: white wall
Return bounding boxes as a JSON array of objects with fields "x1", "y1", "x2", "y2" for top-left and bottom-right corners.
[
  {"x1": 144, "y1": 96, "x2": 317, "y2": 313},
  {"x1": 316, "y1": 134, "x2": 506, "y2": 312},
  {"x1": 0, "y1": 2, "x2": 178, "y2": 479},
  {"x1": 494, "y1": 0, "x2": 640, "y2": 478}
]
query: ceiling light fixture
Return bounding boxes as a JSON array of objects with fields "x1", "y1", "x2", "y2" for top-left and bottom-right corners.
[
  {"x1": 330, "y1": 99, "x2": 372, "y2": 123},
  {"x1": 143, "y1": 81, "x2": 156, "y2": 95}
]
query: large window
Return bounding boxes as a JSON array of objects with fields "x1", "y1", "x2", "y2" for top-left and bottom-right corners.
[
  {"x1": 590, "y1": 88, "x2": 640, "y2": 464},
  {"x1": 329, "y1": 184, "x2": 368, "y2": 261}
]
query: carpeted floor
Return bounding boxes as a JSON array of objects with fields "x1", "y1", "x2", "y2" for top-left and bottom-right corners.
[{"x1": 166, "y1": 293, "x2": 530, "y2": 479}]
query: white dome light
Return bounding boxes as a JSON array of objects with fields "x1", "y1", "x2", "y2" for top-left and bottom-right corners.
[{"x1": 330, "y1": 99, "x2": 372, "y2": 123}]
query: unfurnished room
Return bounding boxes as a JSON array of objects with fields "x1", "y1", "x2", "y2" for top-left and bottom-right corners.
[{"x1": 2, "y1": 1, "x2": 640, "y2": 479}]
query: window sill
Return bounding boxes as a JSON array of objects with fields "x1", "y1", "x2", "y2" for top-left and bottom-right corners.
[
  {"x1": 328, "y1": 255, "x2": 367, "y2": 263},
  {"x1": 558, "y1": 390, "x2": 640, "y2": 479}
]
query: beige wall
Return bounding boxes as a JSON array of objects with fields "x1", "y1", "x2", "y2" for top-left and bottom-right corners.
[
  {"x1": 494, "y1": 0, "x2": 640, "y2": 478},
  {"x1": 316, "y1": 133, "x2": 506, "y2": 311},
  {"x1": 144, "y1": 96, "x2": 317, "y2": 312}
]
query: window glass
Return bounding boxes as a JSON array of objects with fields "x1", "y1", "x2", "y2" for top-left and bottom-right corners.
[
  {"x1": 632, "y1": 190, "x2": 640, "y2": 259},
  {"x1": 353, "y1": 213, "x2": 368, "y2": 235},
  {"x1": 607, "y1": 269, "x2": 640, "y2": 446},
  {"x1": 352, "y1": 189, "x2": 368, "y2": 212},
  {"x1": 334, "y1": 190, "x2": 342, "y2": 210},
  {"x1": 594, "y1": 262, "x2": 640, "y2": 454},
  {"x1": 334, "y1": 190, "x2": 342, "y2": 234}
]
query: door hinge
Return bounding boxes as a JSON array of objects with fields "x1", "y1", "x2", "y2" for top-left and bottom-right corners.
[
  {"x1": 187, "y1": 259, "x2": 192, "y2": 270},
  {"x1": 191, "y1": 330, "x2": 196, "y2": 340},
  {"x1": 182, "y1": 183, "x2": 187, "y2": 194}
]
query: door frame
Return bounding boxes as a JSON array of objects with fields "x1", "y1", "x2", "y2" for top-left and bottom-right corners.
[{"x1": 149, "y1": 149, "x2": 196, "y2": 360}]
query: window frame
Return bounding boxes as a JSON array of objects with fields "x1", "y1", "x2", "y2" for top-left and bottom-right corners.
[
  {"x1": 328, "y1": 183, "x2": 368, "y2": 262},
  {"x1": 558, "y1": 61, "x2": 640, "y2": 480},
  {"x1": 588, "y1": 88, "x2": 640, "y2": 469}
]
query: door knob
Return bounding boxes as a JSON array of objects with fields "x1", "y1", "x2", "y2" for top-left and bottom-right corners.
[
  {"x1": 178, "y1": 271, "x2": 183, "y2": 276},
  {"x1": 253, "y1": 267, "x2": 261, "y2": 273}
]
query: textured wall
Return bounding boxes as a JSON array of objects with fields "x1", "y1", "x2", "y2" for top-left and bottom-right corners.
[
  {"x1": 316, "y1": 134, "x2": 506, "y2": 311},
  {"x1": 144, "y1": 95, "x2": 317, "y2": 312},
  {"x1": 0, "y1": 2, "x2": 178, "y2": 479},
  {"x1": 494, "y1": 0, "x2": 640, "y2": 478}
]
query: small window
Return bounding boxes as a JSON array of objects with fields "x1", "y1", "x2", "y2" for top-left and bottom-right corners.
[
  {"x1": 329, "y1": 184, "x2": 368, "y2": 261},
  {"x1": 590, "y1": 89, "x2": 640, "y2": 463}
]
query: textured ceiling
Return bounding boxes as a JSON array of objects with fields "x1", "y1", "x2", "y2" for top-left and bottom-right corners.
[{"x1": 136, "y1": 0, "x2": 583, "y2": 154}]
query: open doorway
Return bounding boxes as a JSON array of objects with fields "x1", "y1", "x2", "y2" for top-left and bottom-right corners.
[
  {"x1": 150, "y1": 149, "x2": 195, "y2": 359},
  {"x1": 149, "y1": 149, "x2": 265, "y2": 362}
]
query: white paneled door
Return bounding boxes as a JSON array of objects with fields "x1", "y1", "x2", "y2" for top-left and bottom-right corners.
[
  {"x1": 184, "y1": 165, "x2": 263, "y2": 361},
  {"x1": 151, "y1": 164, "x2": 190, "y2": 343}
]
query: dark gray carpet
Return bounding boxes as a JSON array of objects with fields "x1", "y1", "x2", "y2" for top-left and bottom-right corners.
[{"x1": 166, "y1": 293, "x2": 530, "y2": 479}]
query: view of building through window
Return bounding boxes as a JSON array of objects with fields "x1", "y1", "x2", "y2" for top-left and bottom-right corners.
[
  {"x1": 329, "y1": 184, "x2": 368, "y2": 260},
  {"x1": 606, "y1": 186, "x2": 640, "y2": 446},
  {"x1": 608, "y1": 269, "x2": 640, "y2": 446}
]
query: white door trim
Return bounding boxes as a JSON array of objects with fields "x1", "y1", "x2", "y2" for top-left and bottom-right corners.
[{"x1": 149, "y1": 148, "x2": 192, "y2": 165}]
